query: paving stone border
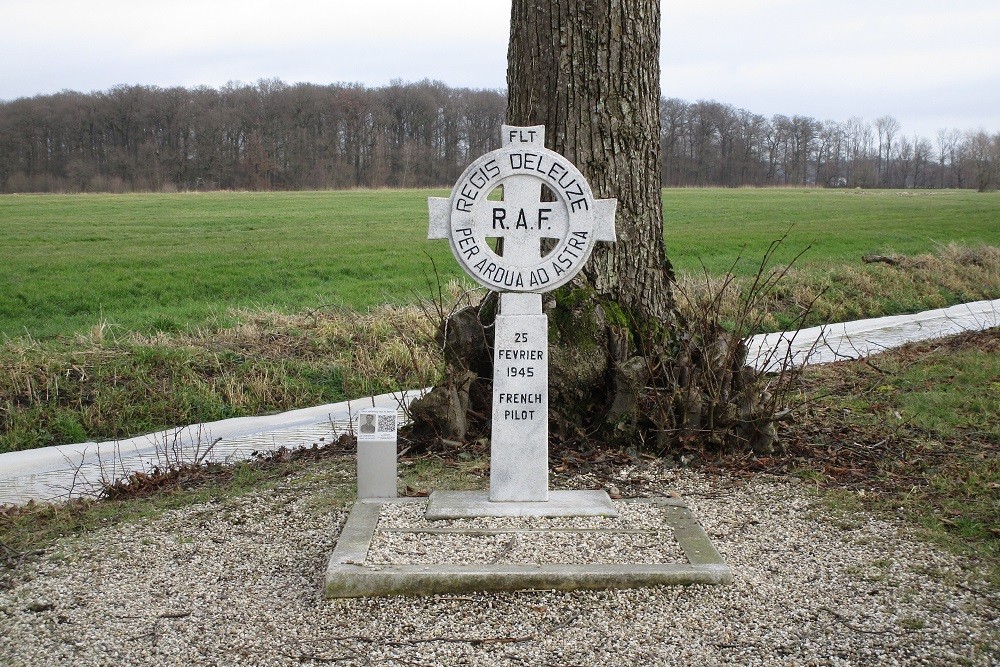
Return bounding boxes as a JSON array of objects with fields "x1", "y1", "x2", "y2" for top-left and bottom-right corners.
[{"x1": 324, "y1": 496, "x2": 732, "y2": 598}]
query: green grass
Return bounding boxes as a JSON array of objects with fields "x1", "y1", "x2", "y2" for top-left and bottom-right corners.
[
  {"x1": 2, "y1": 188, "x2": 998, "y2": 340},
  {"x1": 894, "y1": 351, "x2": 1000, "y2": 440},
  {"x1": 0, "y1": 303, "x2": 442, "y2": 453},
  {"x1": 0, "y1": 334, "x2": 347, "y2": 450},
  {"x1": 1, "y1": 188, "x2": 998, "y2": 454},
  {"x1": 793, "y1": 330, "x2": 1000, "y2": 584},
  {"x1": 889, "y1": 346, "x2": 1000, "y2": 558},
  {"x1": 662, "y1": 188, "x2": 1000, "y2": 276},
  {"x1": 0, "y1": 190, "x2": 466, "y2": 340}
]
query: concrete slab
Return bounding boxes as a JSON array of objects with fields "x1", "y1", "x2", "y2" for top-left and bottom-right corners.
[
  {"x1": 424, "y1": 489, "x2": 619, "y2": 519},
  {"x1": 0, "y1": 389, "x2": 424, "y2": 505},
  {"x1": 747, "y1": 298, "x2": 1000, "y2": 371},
  {"x1": 324, "y1": 496, "x2": 732, "y2": 598}
]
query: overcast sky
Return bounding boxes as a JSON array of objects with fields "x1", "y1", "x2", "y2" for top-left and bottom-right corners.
[{"x1": 2, "y1": 0, "x2": 998, "y2": 140}]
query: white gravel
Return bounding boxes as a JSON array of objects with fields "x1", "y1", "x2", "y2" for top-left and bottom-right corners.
[
  {"x1": 1, "y1": 457, "x2": 996, "y2": 666},
  {"x1": 368, "y1": 502, "x2": 684, "y2": 565}
]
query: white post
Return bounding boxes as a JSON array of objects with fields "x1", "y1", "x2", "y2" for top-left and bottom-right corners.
[
  {"x1": 490, "y1": 292, "x2": 548, "y2": 501},
  {"x1": 356, "y1": 407, "x2": 398, "y2": 498}
]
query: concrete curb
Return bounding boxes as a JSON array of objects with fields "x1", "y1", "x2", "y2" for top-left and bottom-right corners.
[
  {"x1": 325, "y1": 497, "x2": 733, "y2": 598},
  {"x1": 747, "y1": 298, "x2": 1000, "y2": 371}
]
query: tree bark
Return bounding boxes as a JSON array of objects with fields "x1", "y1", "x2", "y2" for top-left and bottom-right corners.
[
  {"x1": 507, "y1": 0, "x2": 676, "y2": 323},
  {"x1": 500, "y1": 0, "x2": 679, "y2": 442},
  {"x1": 411, "y1": 0, "x2": 779, "y2": 454}
]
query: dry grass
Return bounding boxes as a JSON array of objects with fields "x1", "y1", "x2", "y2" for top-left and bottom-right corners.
[
  {"x1": 0, "y1": 281, "x2": 478, "y2": 453},
  {"x1": 674, "y1": 242, "x2": 1000, "y2": 332},
  {"x1": 2, "y1": 246, "x2": 997, "y2": 454}
]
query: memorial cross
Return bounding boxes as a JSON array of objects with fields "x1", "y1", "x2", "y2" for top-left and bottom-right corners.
[{"x1": 428, "y1": 126, "x2": 617, "y2": 505}]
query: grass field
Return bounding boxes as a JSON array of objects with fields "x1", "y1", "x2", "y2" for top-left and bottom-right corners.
[
  {"x1": 1, "y1": 191, "x2": 462, "y2": 340},
  {"x1": 1, "y1": 187, "x2": 997, "y2": 453},
  {"x1": 2, "y1": 189, "x2": 996, "y2": 592},
  {"x1": 2, "y1": 188, "x2": 997, "y2": 340},
  {"x1": 661, "y1": 188, "x2": 999, "y2": 274}
]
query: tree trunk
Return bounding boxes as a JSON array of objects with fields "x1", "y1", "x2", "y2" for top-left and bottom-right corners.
[
  {"x1": 503, "y1": 0, "x2": 679, "y2": 443},
  {"x1": 410, "y1": 0, "x2": 780, "y2": 455},
  {"x1": 506, "y1": 0, "x2": 676, "y2": 323}
]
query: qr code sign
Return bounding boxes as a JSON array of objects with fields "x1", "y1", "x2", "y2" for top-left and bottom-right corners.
[{"x1": 377, "y1": 414, "x2": 396, "y2": 433}]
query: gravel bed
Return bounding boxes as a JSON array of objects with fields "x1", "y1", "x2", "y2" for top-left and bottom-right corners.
[
  {"x1": 377, "y1": 501, "x2": 666, "y2": 530},
  {"x1": 1, "y1": 458, "x2": 996, "y2": 666},
  {"x1": 368, "y1": 502, "x2": 684, "y2": 565}
]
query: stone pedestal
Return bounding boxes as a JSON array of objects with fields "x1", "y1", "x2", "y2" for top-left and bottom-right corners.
[{"x1": 489, "y1": 292, "x2": 548, "y2": 502}]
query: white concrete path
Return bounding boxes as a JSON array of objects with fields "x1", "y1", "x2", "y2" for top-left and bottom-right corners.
[
  {"x1": 0, "y1": 391, "x2": 421, "y2": 505},
  {"x1": 1, "y1": 298, "x2": 997, "y2": 506},
  {"x1": 747, "y1": 299, "x2": 999, "y2": 372}
]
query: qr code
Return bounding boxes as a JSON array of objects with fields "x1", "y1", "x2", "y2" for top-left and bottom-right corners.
[{"x1": 377, "y1": 414, "x2": 396, "y2": 433}]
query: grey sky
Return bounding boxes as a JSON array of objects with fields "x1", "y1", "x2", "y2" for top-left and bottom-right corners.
[{"x1": 1, "y1": 0, "x2": 997, "y2": 140}]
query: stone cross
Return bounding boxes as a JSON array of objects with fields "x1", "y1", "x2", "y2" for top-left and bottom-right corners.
[{"x1": 428, "y1": 126, "x2": 616, "y2": 507}]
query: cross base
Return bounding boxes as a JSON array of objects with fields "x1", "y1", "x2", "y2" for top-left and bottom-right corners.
[
  {"x1": 489, "y1": 292, "x2": 549, "y2": 501},
  {"x1": 424, "y1": 490, "x2": 618, "y2": 519}
]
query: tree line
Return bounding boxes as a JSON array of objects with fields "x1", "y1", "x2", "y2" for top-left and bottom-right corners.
[
  {"x1": 660, "y1": 99, "x2": 998, "y2": 191},
  {"x1": 0, "y1": 79, "x2": 505, "y2": 193},
  {"x1": 0, "y1": 79, "x2": 997, "y2": 193}
]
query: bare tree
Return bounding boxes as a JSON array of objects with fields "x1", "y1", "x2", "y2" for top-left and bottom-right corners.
[
  {"x1": 874, "y1": 115, "x2": 901, "y2": 187},
  {"x1": 911, "y1": 136, "x2": 932, "y2": 188},
  {"x1": 0, "y1": 80, "x2": 995, "y2": 193},
  {"x1": 966, "y1": 129, "x2": 1000, "y2": 192},
  {"x1": 894, "y1": 135, "x2": 914, "y2": 188},
  {"x1": 843, "y1": 116, "x2": 874, "y2": 187}
]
